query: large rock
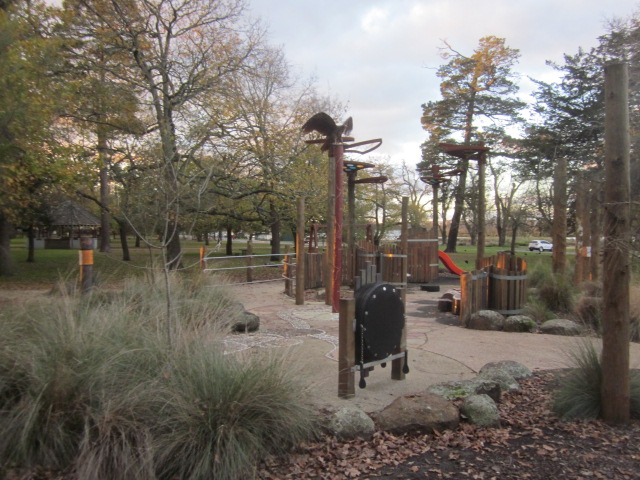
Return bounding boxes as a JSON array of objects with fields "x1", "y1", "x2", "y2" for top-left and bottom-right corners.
[
  {"x1": 231, "y1": 310, "x2": 260, "y2": 332},
  {"x1": 426, "y1": 378, "x2": 501, "y2": 403},
  {"x1": 467, "y1": 310, "x2": 505, "y2": 331},
  {"x1": 504, "y1": 315, "x2": 538, "y2": 333},
  {"x1": 479, "y1": 361, "x2": 532, "y2": 381},
  {"x1": 477, "y1": 369, "x2": 520, "y2": 393},
  {"x1": 371, "y1": 392, "x2": 459, "y2": 435},
  {"x1": 460, "y1": 394, "x2": 500, "y2": 427},
  {"x1": 326, "y1": 407, "x2": 375, "y2": 440},
  {"x1": 540, "y1": 318, "x2": 582, "y2": 336}
]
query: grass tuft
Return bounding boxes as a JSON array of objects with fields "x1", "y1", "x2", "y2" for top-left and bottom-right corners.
[
  {"x1": 552, "y1": 340, "x2": 640, "y2": 420},
  {"x1": 0, "y1": 275, "x2": 317, "y2": 478}
]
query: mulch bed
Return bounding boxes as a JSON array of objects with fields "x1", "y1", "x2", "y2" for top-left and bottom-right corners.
[{"x1": 258, "y1": 371, "x2": 640, "y2": 479}]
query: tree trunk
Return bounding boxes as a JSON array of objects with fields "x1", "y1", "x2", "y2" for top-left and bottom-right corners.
[
  {"x1": 445, "y1": 158, "x2": 469, "y2": 253},
  {"x1": 269, "y1": 201, "x2": 281, "y2": 261},
  {"x1": 0, "y1": 213, "x2": 14, "y2": 276},
  {"x1": 98, "y1": 120, "x2": 111, "y2": 253},
  {"x1": 116, "y1": 219, "x2": 131, "y2": 261},
  {"x1": 552, "y1": 157, "x2": 567, "y2": 275},
  {"x1": 226, "y1": 225, "x2": 233, "y2": 256},
  {"x1": 27, "y1": 225, "x2": 35, "y2": 263},
  {"x1": 601, "y1": 62, "x2": 631, "y2": 424}
]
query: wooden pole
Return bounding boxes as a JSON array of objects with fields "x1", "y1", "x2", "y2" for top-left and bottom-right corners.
[
  {"x1": 552, "y1": 157, "x2": 567, "y2": 275},
  {"x1": 476, "y1": 155, "x2": 486, "y2": 270},
  {"x1": 332, "y1": 144, "x2": 345, "y2": 314},
  {"x1": 326, "y1": 152, "x2": 335, "y2": 307},
  {"x1": 432, "y1": 184, "x2": 439, "y2": 239},
  {"x1": 392, "y1": 198, "x2": 409, "y2": 380},
  {"x1": 574, "y1": 173, "x2": 587, "y2": 284},
  {"x1": 79, "y1": 236, "x2": 94, "y2": 294},
  {"x1": 347, "y1": 171, "x2": 356, "y2": 284},
  {"x1": 296, "y1": 197, "x2": 305, "y2": 305},
  {"x1": 338, "y1": 298, "x2": 356, "y2": 397},
  {"x1": 601, "y1": 62, "x2": 631, "y2": 424}
]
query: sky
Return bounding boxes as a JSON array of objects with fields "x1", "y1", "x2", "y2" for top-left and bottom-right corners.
[{"x1": 247, "y1": 0, "x2": 639, "y2": 168}]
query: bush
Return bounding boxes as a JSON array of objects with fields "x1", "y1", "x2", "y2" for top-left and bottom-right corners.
[
  {"x1": 527, "y1": 262, "x2": 553, "y2": 289},
  {"x1": 537, "y1": 274, "x2": 575, "y2": 313},
  {"x1": 574, "y1": 295, "x2": 602, "y2": 332},
  {"x1": 522, "y1": 297, "x2": 555, "y2": 324},
  {"x1": 552, "y1": 341, "x2": 640, "y2": 420},
  {"x1": 0, "y1": 275, "x2": 317, "y2": 479}
]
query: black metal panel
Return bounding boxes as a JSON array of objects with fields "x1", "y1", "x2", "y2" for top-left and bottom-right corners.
[{"x1": 355, "y1": 283, "x2": 405, "y2": 363}]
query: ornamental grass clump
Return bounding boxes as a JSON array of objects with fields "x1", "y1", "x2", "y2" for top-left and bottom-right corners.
[
  {"x1": 537, "y1": 273, "x2": 575, "y2": 313},
  {"x1": 552, "y1": 340, "x2": 640, "y2": 420},
  {"x1": 0, "y1": 275, "x2": 317, "y2": 479}
]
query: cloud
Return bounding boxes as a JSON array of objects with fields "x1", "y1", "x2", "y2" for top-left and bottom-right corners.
[{"x1": 249, "y1": 0, "x2": 639, "y2": 166}]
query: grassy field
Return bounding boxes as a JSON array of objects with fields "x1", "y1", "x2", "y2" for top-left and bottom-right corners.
[{"x1": 0, "y1": 237, "x2": 563, "y2": 289}]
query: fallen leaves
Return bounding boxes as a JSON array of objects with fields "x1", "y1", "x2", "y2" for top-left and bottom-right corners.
[{"x1": 257, "y1": 372, "x2": 640, "y2": 479}]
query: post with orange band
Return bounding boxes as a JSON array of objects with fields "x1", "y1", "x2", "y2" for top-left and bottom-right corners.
[{"x1": 79, "y1": 236, "x2": 94, "y2": 294}]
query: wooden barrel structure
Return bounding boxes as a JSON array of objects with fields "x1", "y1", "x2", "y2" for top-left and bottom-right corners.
[{"x1": 459, "y1": 252, "x2": 527, "y2": 325}]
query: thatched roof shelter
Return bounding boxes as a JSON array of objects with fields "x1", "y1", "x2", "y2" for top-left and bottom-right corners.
[{"x1": 48, "y1": 201, "x2": 100, "y2": 227}]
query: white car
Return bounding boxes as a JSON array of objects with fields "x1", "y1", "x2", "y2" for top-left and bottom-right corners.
[{"x1": 529, "y1": 240, "x2": 553, "y2": 252}]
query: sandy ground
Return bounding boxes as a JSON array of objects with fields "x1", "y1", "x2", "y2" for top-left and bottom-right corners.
[{"x1": 225, "y1": 278, "x2": 640, "y2": 413}]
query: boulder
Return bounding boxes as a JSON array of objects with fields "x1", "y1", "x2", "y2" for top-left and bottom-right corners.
[
  {"x1": 326, "y1": 407, "x2": 375, "y2": 440},
  {"x1": 426, "y1": 378, "x2": 501, "y2": 403},
  {"x1": 477, "y1": 369, "x2": 519, "y2": 393},
  {"x1": 540, "y1": 319, "x2": 582, "y2": 336},
  {"x1": 371, "y1": 392, "x2": 459, "y2": 435},
  {"x1": 460, "y1": 394, "x2": 500, "y2": 427},
  {"x1": 231, "y1": 310, "x2": 260, "y2": 332},
  {"x1": 479, "y1": 361, "x2": 532, "y2": 381},
  {"x1": 467, "y1": 310, "x2": 505, "y2": 331},
  {"x1": 504, "y1": 315, "x2": 538, "y2": 333}
]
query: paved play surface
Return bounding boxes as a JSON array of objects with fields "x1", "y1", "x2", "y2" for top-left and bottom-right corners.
[{"x1": 226, "y1": 277, "x2": 640, "y2": 413}]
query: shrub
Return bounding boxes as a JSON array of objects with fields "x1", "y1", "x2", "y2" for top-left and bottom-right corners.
[
  {"x1": 574, "y1": 295, "x2": 602, "y2": 332},
  {"x1": 527, "y1": 262, "x2": 553, "y2": 289},
  {"x1": 552, "y1": 340, "x2": 640, "y2": 420},
  {"x1": 0, "y1": 275, "x2": 317, "y2": 479},
  {"x1": 522, "y1": 297, "x2": 555, "y2": 324},
  {"x1": 537, "y1": 274, "x2": 575, "y2": 313}
]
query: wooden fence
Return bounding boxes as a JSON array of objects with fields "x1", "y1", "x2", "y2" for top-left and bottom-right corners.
[{"x1": 459, "y1": 252, "x2": 528, "y2": 325}]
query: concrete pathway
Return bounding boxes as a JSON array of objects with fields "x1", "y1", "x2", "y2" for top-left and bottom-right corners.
[{"x1": 226, "y1": 279, "x2": 640, "y2": 413}]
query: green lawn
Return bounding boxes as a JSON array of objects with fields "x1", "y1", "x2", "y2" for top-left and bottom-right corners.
[
  {"x1": 1, "y1": 238, "x2": 280, "y2": 288},
  {"x1": 1, "y1": 238, "x2": 557, "y2": 289}
]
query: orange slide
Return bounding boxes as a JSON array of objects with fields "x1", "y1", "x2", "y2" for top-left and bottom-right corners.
[{"x1": 438, "y1": 250, "x2": 466, "y2": 276}]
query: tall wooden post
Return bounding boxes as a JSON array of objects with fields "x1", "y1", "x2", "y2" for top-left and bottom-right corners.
[
  {"x1": 552, "y1": 157, "x2": 567, "y2": 275},
  {"x1": 432, "y1": 184, "x2": 439, "y2": 238},
  {"x1": 79, "y1": 236, "x2": 94, "y2": 294},
  {"x1": 347, "y1": 171, "x2": 356, "y2": 284},
  {"x1": 326, "y1": 153, "x2": 335, "y2": 307},
  {"x1": 332, "y1": 143, "x2": 345, "y2": 313},
  {"x1": 338, "y1": 298, "x2": 356, "y2": 397},
  {"x1": 602, "y1": 62, "x2": 631, "y2": 423},
  {"x1": 392, "y1": 196, "x2": 409, "y2": 380},
  {"x1": 589, "y1": 182, "x2": 602, "y2": 282},
  {"x1": 574, "y1": 174, "x2": 588, "y2": 284},
  {"x1": 296, "y1": 197, "x2": 305, "y2": 305},
  {"x1": 476, "y1": 154, "x2": 486, "y2": 270}
]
